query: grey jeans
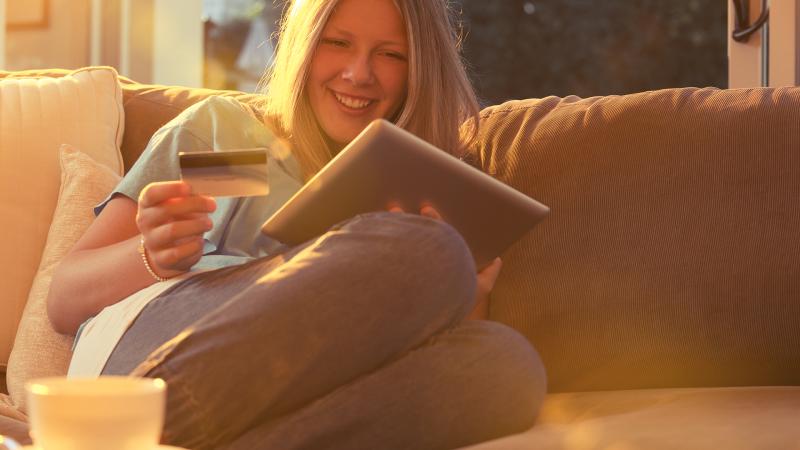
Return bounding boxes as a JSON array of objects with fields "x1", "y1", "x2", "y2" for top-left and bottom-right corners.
[{"x1": 103, "y1": 212, "x2": 547, "y2": 450}]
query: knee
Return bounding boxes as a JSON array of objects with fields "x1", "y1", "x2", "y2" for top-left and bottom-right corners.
[
  {"x1": 342, "y1": 212, "x2": 473, "y2": 265},
  {"x1": 470, "y1": 321, "x2": 548, "y2": 432},
  {"x1": 336, "y1": 212, "x2": 477, "y2": 309}
]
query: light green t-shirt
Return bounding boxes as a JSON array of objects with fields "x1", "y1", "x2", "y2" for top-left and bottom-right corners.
[{"x1": 97, "y1": 95, "x2": 304, "y2": 270}]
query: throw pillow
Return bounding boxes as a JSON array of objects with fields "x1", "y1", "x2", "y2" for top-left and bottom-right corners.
[
  {"x1": 0, "y1": 67, "x2": 124, "y2": 368},
  {"x1": 6, "y1": 145, "x2": 122, "y2": 412}
]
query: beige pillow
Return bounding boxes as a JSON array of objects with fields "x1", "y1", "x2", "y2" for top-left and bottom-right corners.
[
  {"x1": 6, "y1": 145, "x2": 122, "y2": 411},
  {"x1": 0, "y1": 67, "x2": 124, "y2": 368}
]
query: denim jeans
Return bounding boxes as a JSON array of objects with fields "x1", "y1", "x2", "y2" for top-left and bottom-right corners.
[{"x1": 103, "y1": 212, "x2": 547, "y2": 450}]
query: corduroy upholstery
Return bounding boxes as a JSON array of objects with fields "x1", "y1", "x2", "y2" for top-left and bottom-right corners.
[
  {"x1": 472, "y1": 88, "x2": 800, "y2": 392},
  {"x1": 117, "y1": 82, "x2": 263, "y2": 172}
]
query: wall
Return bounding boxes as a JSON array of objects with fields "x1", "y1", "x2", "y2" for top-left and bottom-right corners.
[
  {"x1": 3, "y1": 0, "x2": 202, "y2": 87},
  {"x1": 98, "y1": 0, "x2": 202, "y2": 86},
  {"x1": 0, "y1": 1, "x2": 5, "y2": 68},
  {"x1": 769, "y1": 0, "x2": 800, "y2": 86},
  {"x1": 5, "y1": 0, "x2": 90, "y2": 70},
  {"x1": 152, "y1": 0, "x2": 203, "y2": 87}
]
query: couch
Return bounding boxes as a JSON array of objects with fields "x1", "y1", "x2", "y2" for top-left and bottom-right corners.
[{"x1": 1, "y1": 68, "x2": 799, "y2": 449}]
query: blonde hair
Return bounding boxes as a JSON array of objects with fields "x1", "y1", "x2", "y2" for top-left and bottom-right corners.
[{"x1": 261, "y1": 0, "x2": 480, "y2": 180}]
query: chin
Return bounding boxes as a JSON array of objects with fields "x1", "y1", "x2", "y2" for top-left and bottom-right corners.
[
  {"x1": 326, "y1": 122, "x2": 369, "y2": 144},
  {"x1": 328, "y1": 129, "x2": 356, "y2": 144}
]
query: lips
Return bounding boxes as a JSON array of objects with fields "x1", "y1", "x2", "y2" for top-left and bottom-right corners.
[{"x1": 331, "y1": 89, "x2": 375, "y2": 110}]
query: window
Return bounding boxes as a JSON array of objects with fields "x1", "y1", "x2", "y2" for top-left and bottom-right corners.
[
  {"x1": 460, "y1": 0, "x2": 728, "y2": 105},
  {"x1": 203, "y1": 0, "x2": 282, "y2": 91}
]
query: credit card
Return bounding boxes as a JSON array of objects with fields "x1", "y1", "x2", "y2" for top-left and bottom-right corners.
[{"x1": 179, "y1": 148, "x2": 269, "y2": 197}]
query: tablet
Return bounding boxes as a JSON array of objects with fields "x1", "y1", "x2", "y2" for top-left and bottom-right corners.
[{"x1": 261, "y1": 119, "x2": 549, "y2": 268}]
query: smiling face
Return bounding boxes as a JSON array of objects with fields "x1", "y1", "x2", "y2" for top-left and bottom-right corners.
[{"x1": 307, "y1": 0, "x2": 409, "y2": 146}]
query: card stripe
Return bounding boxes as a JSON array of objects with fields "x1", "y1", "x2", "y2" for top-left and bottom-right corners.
[{"x1": 179, "y1": 149, "x2": 267, "y2": 169}]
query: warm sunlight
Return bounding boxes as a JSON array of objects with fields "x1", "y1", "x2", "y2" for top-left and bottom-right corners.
[{"x1": 1, "y1": 1, "x2": 799, "y2": 449}]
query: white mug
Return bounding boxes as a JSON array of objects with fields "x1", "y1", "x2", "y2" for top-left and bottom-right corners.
[
  {"x1": 0, "y1": 435, "x2": 23, "y2": 449},
  {"x1": 25, "y1": 376, "x2": 166, "y2": 450}
]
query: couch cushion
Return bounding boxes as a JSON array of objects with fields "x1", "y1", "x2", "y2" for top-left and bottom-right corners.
[
  {"x1": 0, "y1": 67, "x2": 124, "y2": 367},
  {"x1": 118, "y1": 82, "x2": 264, "y2": 172},
  {"x1": 0, "y1": 68, "x2": 264, "y2": 173},
  {"x1": 461, "y1": 386, "x2": 800, "y2": 450},
  {"x1": 474, "y1": 88, "x2": 800, "y2": 391},
  {"x1": 6, "y1": 146, "x2": 122, "y2": 412}
]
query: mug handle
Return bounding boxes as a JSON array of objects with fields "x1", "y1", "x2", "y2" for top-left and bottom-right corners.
[{"x1": 0, "y1": 436, "x2": 22, "y2": 450}]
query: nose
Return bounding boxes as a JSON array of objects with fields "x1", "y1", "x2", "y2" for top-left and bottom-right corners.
[{"x1": 342, "y1": 53, "x2": 375, "y2": 86}]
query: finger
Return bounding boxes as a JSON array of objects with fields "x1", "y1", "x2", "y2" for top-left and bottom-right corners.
[
  {"x1": 387, "y1": 202, "x2": 405, "y2": 213},
  {"x1": 146, "y1": 217, "x2": 213, "y2": 250},
  {"x1": 161, "y1": 195, "x2": 216, "y2": 218},
  {"x1": 148, "y1": 237, "x2": 205, "y2": 272},
  {"x1": 477, "y1": 257, "x2": 503, "y2": 285},
  {"x1": 140, "y1": 182, "x2": 216, "y2": 213},
  {"x1": 169, "y1": 211, "x2": 212, "y2": 224},
  {"x1": 420, "y1": 205, "x2": 442, "y2": 220},
  {"x1": 139, "y1": 181, "x2": 192, "y2": 208},
  {"x1": 138, "y1": 196, "x2": 216, "y2": 229}
]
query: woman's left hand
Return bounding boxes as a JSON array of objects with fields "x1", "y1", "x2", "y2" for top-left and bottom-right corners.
[
  {"x1": 389, "y1": 205, "x2": 502, "y2": 320},
  {"x1": 469, "y1": 257, "x2": 502, "y2": 320}
]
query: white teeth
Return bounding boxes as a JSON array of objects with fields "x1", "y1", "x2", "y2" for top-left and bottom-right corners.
[{"x1": 334, "y1": 92, "x2": 371, "y2": 109}]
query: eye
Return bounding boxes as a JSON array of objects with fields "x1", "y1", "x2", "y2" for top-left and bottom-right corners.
[
  {"x1": 381, "y1": 51, "x2": 407, "y2": 61},
  {"x1": 321, "y1": 38, "x2": 349, "y2": 48}
]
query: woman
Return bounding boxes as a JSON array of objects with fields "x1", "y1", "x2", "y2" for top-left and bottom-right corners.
[{"x1": 48, "y1": 0, "x2": 546, "y2": 449}]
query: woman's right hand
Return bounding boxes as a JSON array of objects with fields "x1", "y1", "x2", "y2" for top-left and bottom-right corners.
[{"x1": 136, "y1": 181, "x2": 216, "y2": 278}]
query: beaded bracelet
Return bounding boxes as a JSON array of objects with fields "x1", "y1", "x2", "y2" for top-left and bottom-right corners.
[{"x1": 138, "y1": 236, "x2": 169, "y2": 282}]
